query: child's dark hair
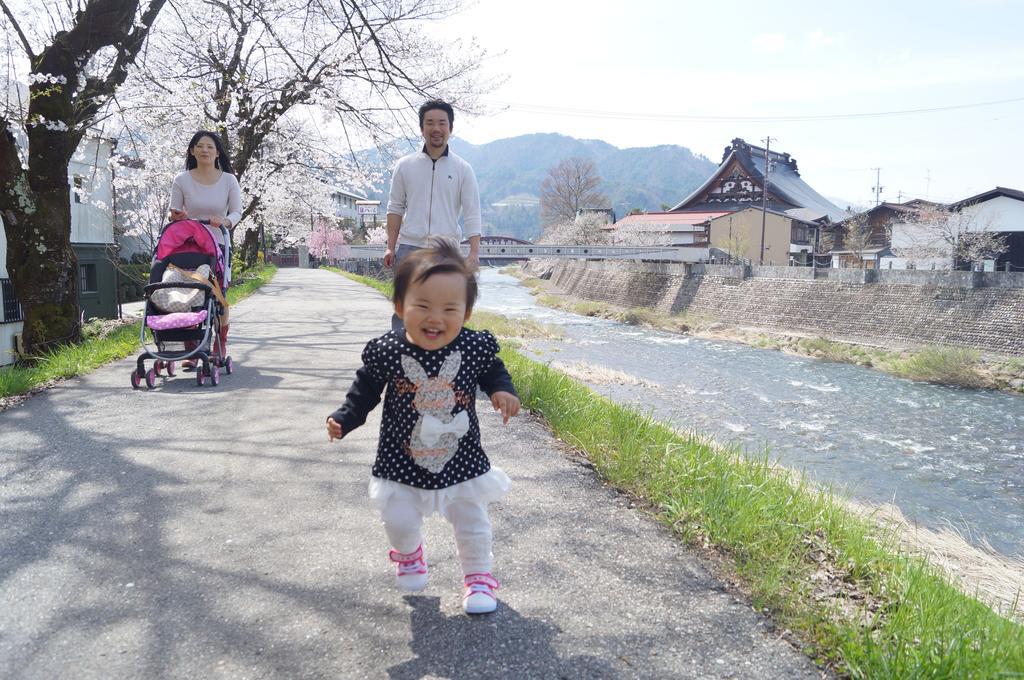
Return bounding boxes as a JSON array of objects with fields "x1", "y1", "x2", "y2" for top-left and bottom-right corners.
[
  {"x1": 418, "y1": 99, "x2": 455, "y2": 130},
  {"x1": 393, "y1": 237, "x2": 478, "y2": 313}
]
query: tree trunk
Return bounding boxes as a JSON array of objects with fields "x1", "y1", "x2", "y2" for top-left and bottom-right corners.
[
  {"x1": 5, "y1": 186, "x2": 80, "y2": 354},
  {"x1": 240, "y1": 227, "x2": 260, "y2": 268}
]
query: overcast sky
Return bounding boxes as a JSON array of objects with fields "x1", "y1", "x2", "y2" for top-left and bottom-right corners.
[{"x1": 426, "y1": 0, "x2": 1024, "y2": 209}]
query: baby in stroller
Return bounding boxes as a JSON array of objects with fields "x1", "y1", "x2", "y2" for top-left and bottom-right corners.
[{"x1": 130, "y1": 219, "x2": 233, "y2": 389}]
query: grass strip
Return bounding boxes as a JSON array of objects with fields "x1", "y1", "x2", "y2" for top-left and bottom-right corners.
[
  {"x1": 0, "y1": 264, "x2": 277, "y2": 399},
  {"x1": 333, "y1": 268, "x2": 1024, "y2": 675}
]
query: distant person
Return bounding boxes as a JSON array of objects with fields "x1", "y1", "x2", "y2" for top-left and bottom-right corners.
[
  {"x1": 326, "y1": 237, "x2": 519, "y2": 615},
  {"x1": 168, "y1": 130, "x2": 241, "y2": 369},
  {"x1": 384, "y1": 99, "x2": 482, "y2": 330}
]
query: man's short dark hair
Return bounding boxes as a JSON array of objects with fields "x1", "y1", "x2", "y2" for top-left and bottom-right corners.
[{"x1": 418, "y1": 99, "x2": 454, "y2": 130}]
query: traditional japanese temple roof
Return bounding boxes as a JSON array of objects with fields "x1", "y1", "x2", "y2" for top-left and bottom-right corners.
[{"x1": 670, "y1": 138, "x2": 848, "y2": 223}]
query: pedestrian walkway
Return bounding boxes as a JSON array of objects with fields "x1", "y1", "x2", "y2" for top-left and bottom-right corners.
[{"x1": 0, "y1": 268, "x2": 826, "y2": 679}]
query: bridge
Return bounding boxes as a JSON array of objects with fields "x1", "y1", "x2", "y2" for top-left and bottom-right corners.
[{"x1": 338, "y1": 243, "x2": 710, "y2": 263}]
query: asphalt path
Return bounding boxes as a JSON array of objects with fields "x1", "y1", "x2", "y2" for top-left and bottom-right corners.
[{"x1": 0, "y1": 268, "x2": 826, "y2": 679}]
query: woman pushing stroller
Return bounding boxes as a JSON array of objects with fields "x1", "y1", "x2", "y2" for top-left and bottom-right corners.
[{"x1": 168, "y1": 130, "x2": 241, "y2": 368}]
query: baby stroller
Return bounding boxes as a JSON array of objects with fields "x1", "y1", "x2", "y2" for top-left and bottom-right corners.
[{"x1": 130, "y1": 219, "x2": 234, "y2": 389}]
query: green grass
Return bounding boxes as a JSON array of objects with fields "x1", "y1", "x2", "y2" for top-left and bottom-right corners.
[
  {"x1": 889, "y1": 347, "x2": 985, "y2": 388},
  {"x1": 329, "y1": 267, "x2": 393, "y2": 298},
  {"x1": 0, "y1": 264, "x2": 277, "y2": 399},
  {"x1": 499, "y1": 350, "x2": 1023, "y2": 676}
]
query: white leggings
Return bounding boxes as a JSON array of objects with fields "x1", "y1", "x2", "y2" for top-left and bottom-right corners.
[{"x1": 381, "y1": 495, "x2": 494, "y2": 574}]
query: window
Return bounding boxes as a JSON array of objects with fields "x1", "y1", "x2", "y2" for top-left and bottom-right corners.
[
  {"x1": 80, "y1": 263, "x2": 97, "y2": 293},
  {"x1": 1, "y1": 278, "x2": 23, "y2": 323},
  {"x1": 73, "y1": 176, "x2": 84, "y2": 204}
]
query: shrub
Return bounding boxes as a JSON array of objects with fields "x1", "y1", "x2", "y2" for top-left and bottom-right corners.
[{"x1": 891, "y1": 347, "x2": 984, "y2": 388}]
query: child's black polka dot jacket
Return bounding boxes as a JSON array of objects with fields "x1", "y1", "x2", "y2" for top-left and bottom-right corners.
[{"x1": 329, "y1": 328, "x2": 517, "y2": 490}]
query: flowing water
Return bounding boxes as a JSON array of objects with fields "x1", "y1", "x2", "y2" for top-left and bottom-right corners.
[{"x1": 476, "y1": 268, "x2": 1024, "y2": 559}]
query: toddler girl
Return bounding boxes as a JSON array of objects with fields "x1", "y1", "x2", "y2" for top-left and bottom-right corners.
[{"x1": 326, "y1": 237, "x2": 520, "y2": 614}]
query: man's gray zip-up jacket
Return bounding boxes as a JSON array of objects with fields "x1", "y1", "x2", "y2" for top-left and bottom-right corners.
[{"x1": 386, "y1": 146, "x2": 482, "y2": 248}]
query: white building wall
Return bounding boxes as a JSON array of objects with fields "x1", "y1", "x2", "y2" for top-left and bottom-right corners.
[
  {"x1": 332, "y1": 189, "x2": 365, "y2": 223},
  {"x1": 0, "y1": 216, "x2": 19, "y2": 365},
  {"x1": 69, "y1": 137, "x2": 115, "y2": 244},
  {"x1": 884, "y1": 219, "x2": 953, "y2": 270},
  {"x1": 961, "y1": 195, "x2": 1024, "y2": 233}
]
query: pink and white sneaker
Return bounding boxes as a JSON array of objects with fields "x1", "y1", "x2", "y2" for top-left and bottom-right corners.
[
  {"x1": 389, "y1": 544, "x2": 428, "y2": 592},
  {"x1": 462, "y1": 573, "x2": 499, "y2": 614}
]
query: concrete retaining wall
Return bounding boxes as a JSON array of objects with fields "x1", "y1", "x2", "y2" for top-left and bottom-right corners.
[{"x1": 536, "y1": 260, "x2": 1024, "y2": 356}]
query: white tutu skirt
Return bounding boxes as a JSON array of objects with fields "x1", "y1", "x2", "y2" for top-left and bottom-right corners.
[{"x1": 368, "y1": 467, "x2": 511, "y2": 517}]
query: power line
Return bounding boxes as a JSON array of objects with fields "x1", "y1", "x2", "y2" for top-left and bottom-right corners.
[{"x1": 486, "y1": 96, "x2": 1024, "y2": 123}]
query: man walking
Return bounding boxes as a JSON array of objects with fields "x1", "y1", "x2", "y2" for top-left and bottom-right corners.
[{"x1": 384, "y1": 99, "x2": 482, "y2": 330}]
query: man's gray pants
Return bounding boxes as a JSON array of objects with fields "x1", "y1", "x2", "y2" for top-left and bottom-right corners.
[{"x1": 391, "y1": 243, "x2": 423, "y2": 332}]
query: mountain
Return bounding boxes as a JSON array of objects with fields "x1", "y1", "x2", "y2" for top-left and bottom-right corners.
[{"x1": 360, "y1": 133, "x2": 717, "y2": 241}]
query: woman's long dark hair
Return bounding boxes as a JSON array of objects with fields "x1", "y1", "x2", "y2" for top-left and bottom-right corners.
[{"x1": 184, "y1": 130, "x2": 234, "y2": 174}]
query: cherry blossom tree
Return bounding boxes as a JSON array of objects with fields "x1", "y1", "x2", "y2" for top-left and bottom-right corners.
[
  {"x1": 0, "y1": 0, "x2": 168, "y2": 354},
  {"x1": 118, "y1": 0, "x2": 492, "y2": 266},
  {"x1": 364, "y1": 224, "x2": 387, "y2": 245},
  {"x1": 538, "y1": 213, "x2": 611, "y2": 246},
  {"x1": 892, "y1": 204, "x2": 1007, "y2": 270},
  {"x1": 308, "y1": 215, "x2": 351, "y2": 264}
]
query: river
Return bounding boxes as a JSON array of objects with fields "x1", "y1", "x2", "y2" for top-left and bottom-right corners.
[{"x1": 475, "y1": 267, "x2": 1024, "y2": 559}]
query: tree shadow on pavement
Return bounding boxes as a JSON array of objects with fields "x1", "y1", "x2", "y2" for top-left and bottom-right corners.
[{"x1": 387, "y1": 595, "x2": 616, "y2": 680}]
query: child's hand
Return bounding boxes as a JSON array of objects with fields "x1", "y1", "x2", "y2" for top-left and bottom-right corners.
[
  {"x1": 490, "y1": 391, "x2": 520, "y2": 424},
  {"x1": 327, "y1": 417, "x2": 344, "y2": 442}
]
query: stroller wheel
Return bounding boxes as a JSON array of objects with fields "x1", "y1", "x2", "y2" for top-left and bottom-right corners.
[
  {"x1": 131, "y1": 370, "x2": 142, "y2": 390},
  {"x1": 210, "y1": 364, "x2": 221, "y2": 386},
  {"x1": 153, "y1": 361, "x2": 163, "y2": 377},
  {"x1": 145, "y1": 368, "x2": 157, "y2": 389},
  {"x1": 166, "y1": 361, "x2": 176, "y2": 377},
  {"x1": 224, "y1": 356, "x2": 233, "y2": 375},
  {"x1": 196, "y1": 369, "x2": 205, "y2": 387}
]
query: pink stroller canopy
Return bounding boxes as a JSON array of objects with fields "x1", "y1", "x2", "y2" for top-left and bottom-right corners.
[{"x1": 156, "y1": 220, "x2": 225, "y2": 285}]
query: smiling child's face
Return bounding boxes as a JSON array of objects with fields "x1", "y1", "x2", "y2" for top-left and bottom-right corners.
[{"x1": 395, "y1": 271, "x2": 470, "y2": 351}]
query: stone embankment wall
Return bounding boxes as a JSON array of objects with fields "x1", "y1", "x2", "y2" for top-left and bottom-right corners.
[{"x1": 534, "y1": 260, "x2": 1024, "y2": 356}]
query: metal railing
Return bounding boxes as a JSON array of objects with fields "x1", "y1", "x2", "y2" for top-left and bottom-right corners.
[
  {"x1": 1, "y1": 278, "x2": 24, "y2": 324},
  {"x1": 340, "y1": 244, "x2": 711, "y2": 263}
]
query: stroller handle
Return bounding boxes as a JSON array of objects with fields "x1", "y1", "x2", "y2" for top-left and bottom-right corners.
[{"x1": 144, "y1": 281, "x2": 212, "y2": 295}]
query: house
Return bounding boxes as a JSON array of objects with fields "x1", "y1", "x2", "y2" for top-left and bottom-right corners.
[
  {"x1": 332, "y1": 186, "x2": 368, "y2": 224},
  {"x1": 831, "y1": 202, "x2": 926, "y2": 269},
  {"x1": 0, "y1": 136, "x2": 118, "y2": 366},
  {"x1": 876, "y1": 189, "x2": 1024, "y2": 270},
  {"x1": 670, "y1": 138, "x2": 848, "y2": 223},
  {"x1": 706, "y1": 207, "x2": 821, "y2": 266},
  {"x1": 951, "y1": 187, "x2": 1024, "y2": 271},
  {"x1": 575, "y1": 207, "x2": 616, "y2": 225},
  {"x1": 606, "y1": 211, "x2": 722, "y2": 247}
]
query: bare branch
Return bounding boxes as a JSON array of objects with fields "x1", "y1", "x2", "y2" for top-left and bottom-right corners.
[{"x1": 0, "y1": 0, "x2": 36, "y2": 60}]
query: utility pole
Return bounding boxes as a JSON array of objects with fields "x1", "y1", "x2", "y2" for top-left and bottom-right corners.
[
  {"x1": 759, "y1": 136, "x2": 775, "y2": 266},
  {"x1": 871, "y1": 167, "x2": 883, "y2": 206}
]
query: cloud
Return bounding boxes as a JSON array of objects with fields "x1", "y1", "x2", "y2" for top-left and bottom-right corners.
[
  {"x1": 807, "y1": 29, "x2": 836, "y2": 51},
  {"x1": 751, "y1": 33, "x2": 786, "y2": 54}
]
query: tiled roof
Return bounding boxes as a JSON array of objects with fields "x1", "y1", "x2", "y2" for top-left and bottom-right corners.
[
  {"x1": 670, "y1": 138, "x2": 848, "y2": 223},
  {"x1": 950, "y1": 186, "x2": 1024, "y2": 208}
]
